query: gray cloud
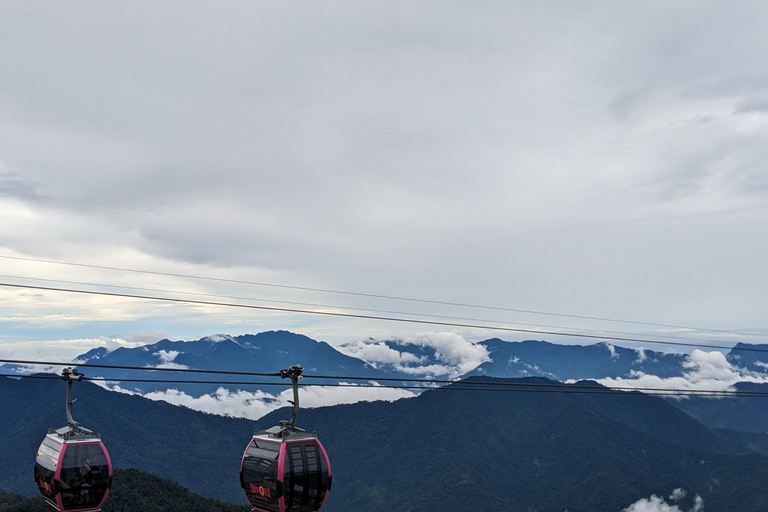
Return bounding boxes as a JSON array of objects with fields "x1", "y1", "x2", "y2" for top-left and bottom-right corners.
[
  {"x1": 0, "y1": 171, "x2": 40, "y2": 200},
  {"x1": 0, "y1": 1, "x2": 767, "y2": 345}
]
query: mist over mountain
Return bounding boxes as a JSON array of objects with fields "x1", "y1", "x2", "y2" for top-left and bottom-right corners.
[
  {"x1": 469, "y1": 339, "x2": 688, "y2": 380},
  {"x1": 727, "y1": 343, "x2": 768, "y2": 373},
  {"x1": 72, "y1": 331, "x2": 394, "y2": 396},
  {"x1": 5, "y1": 331, "x2": 768, "y2": 433},
  {"x1": 0, "y1": 331, "x2": 421, "y2": 421}
]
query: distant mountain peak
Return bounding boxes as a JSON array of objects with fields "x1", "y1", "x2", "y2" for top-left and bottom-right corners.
[
  {"x1": 75, "y1": 346, "x2": 109, "y2": 363},
  {"x1": 202, "y1": 334, "x2": 236, "y2": 343}
]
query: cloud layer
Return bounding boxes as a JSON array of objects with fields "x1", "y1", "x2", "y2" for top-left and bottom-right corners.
[
  {"x1": 99, "y1": 382, "x2": 415, "y2": 421},
  {"x1": 622, "y1": 490, "x2": 703, "y2": 512},
  {"x1": 0, "y1": 1, "x2": 767, "y2": 350},
  {"x1": 598, "y1": 349, "x2": 768, "y2": 393},
  {"x1": 337, "y1": 332, "x2": 490, "y2": 378}
]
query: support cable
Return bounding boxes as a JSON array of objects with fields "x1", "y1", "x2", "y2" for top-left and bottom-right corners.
[
  {"x1": 0, "y1": 273, "x2": 741, "y2": 346},
  {"x1": 0, "y1": 282, "x2": 765, "y2": 353},
  {"x1": 2, "y1": 366, "x2": 768, "y2": 398},
  {"x1": 1, "y1": 254, "x2": 763, "y2": 340}
]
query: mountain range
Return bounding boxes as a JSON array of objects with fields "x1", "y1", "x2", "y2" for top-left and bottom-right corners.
[
  {"x1": 70, "y1": 331, "x2": 399, "y2": 396},
  {"x1": 4, "y1": 331, "x2": 768, "y2": 433},
  {"x1": 3, "y1": 373, "x2": 768, "y2": 510},
  {"x1": 469, "y1": 338, "x2": 688, "y2": 379}
]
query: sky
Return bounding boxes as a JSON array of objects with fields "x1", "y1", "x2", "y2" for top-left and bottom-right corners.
[{"x1": 1, "y1": 1, "x2": 768, "y2": 361}]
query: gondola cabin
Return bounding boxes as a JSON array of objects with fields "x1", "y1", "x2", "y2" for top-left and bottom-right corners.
[
  {"x1": 34, "y1": 429, "x2": 113, "y2": 511},
  {"x1": 240, "y1": 427, "x2": 332, "y2": 512}
]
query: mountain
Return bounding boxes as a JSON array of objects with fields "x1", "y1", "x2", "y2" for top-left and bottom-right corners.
[
  {"x1": 277, "y1": 376, "x2": 768, "y2": 511},
  {"x1": 450, "y1": 339, "x2": 768, "y2": 435},
  {"x1": 4, "y1": 374, "x2": 768, "y2": 511},
  {"x1": 727, "y1": 342, "x2": 768, "y2": 373},
  {"x1": 0, "y1": 469, "x2": 249, "y2": 512},
  {"x1": 22, "y1": 331, "x2": 405, "y2": 396},
  {"x1": 669, "y1": 382, "x2": 768, "y2": 433},
  {"x1": 7, "y1": 333, "x2": 765, "y2": 390},
  {"x1": 336, "y1": 337, "x2": 693, "y2": 381},
  {"x1": 468, "y1": 339, "x2": 689, "y2": 380},
  {"x1": 6, "y1": 332, "x2": 768, "y2": 439}
]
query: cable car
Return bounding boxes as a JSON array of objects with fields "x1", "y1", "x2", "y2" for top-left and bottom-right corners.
[
  {"x1": 240, "y1": 365, "x2": 332, "y2": 512},
  {"x1": 34, "y1": 368, "x2": 113, "y2": 512}
]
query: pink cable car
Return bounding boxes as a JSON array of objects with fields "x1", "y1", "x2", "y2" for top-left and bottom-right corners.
[
  {"x1": 34, "y1": 368, "x2": 113, "y2": 512},
  {"x1": 240, "y1": 366, "x2": 332, "y2": 512}
]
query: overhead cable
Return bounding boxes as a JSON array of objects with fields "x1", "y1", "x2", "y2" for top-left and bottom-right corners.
[
  {"x1": 0, "y1": 273, "x2": 747, "y2": 347},
  {"x1": 0, "y1": 281, "x2": 764, "y2": 353},
  {"x1": 2, "y1": 372, "x2": 767, "y2": 398},
  {"x1": 1, "y1": 254, "x2": 763, "y2": 340},
  {"x1": 2, "y1": 359, "x2": 768, "y2": 398}
]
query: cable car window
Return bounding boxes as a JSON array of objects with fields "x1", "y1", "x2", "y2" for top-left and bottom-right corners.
[
  {"x1": 59, "y1": 443, "x2": 110, "y2": 511},
  {"x1": 35, "y1": 439, "x2": 61, "y2": 502},
  {"x1": 36, "y1": 444, "x2": 59, "y2": 472},
  {"x1": 284, "y1": 442, "x2": 328, "y2": 512},
  {"x1": 242, "y1": 439, "x2": 281, "y2": 512},
  {"x1": 43, "y1": 438, "x2": 63, "y2": 453}
]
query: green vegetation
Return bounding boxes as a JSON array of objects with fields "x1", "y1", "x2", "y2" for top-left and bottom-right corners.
[
  {"x1": 4, "y1": 375, "x2": 768, "y2": 510},
  {"x1": 0, "y1": 469, "x2": 250, "y2": 512}
]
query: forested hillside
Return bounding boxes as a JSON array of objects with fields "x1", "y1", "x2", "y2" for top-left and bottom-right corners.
[
  {"x1": 4, "y1": 375, "x2": 768, "y2": 511},
  {"x1": 0, "y1": 469, "x2": 249, "y2": 512}
]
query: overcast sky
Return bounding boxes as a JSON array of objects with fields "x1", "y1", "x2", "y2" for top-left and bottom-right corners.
[{"x1": 1, "y1": 1, "x2": 767, "y2": 360}]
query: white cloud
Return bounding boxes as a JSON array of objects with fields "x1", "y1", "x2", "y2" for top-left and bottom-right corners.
[
  {"x1": 97, "y1": 382, "x2": 415, "y2": 420},
  {"x1": 622, "y1": 493, "x2": 703, "y2": 512},
  {"x1": 280, "y1": 382, "x2": 416, "y2": 409},
  {"x1": 121, "y1": 331, "x2": 171, "y2": 345},
  {"x1": 7, "y1": 364, "x2": 62, "y2": 375},
  {"x1": 389, "y1": 363, "x2": 455, "y2": 377},
  {"x1": 406, "y1": 332, "x2": 491, "y2": 373},
  {"x1": 669, "y1": 489, "x2": 687, "y2": 502},
  {"x1": 337, "y1": 340, "x2": 422, "y2": 367},
  {"x1": 102, "y1": 338, "x2": 148, "y2": 353},
  {"x1": 691, "y1": 496, "x2": 704, "y2": 512},
  {"x1": 156, "y1": 350, "x2": 180, "y2": 363},
  {"x1": 149, "y1": 349, "x2": 188, "y2": 369},
  {"x1": 143, "y1": 387, "x2": 281, "y2": 420},
  {"x1": 0, "y1": 335, "x2": 150, "y2": 361},
  {"x1": 599, "y1": 349, "x2": 768, "y2": 394},
  {"x1": 337, "y1": 332, "x2": 490, "y2": 378},
  {"x1": 204, "y1": 334, "x2": 235, "y2": 343}
]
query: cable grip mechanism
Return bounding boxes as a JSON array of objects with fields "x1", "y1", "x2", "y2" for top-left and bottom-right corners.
[
  {"x1": 60, "y1": 367, "x2": 93, "y2": 436},
  {"x1": 279, "y1": 365, "x2": 305, "y2": 434}
]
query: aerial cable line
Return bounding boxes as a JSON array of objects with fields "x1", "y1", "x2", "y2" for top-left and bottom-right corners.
[
  {"x1": 1, "y1": 254, "x2": 763, "y2": 340},
  {"x1": 0, "y1": 273, "x2": 744, "y2": 347},
  {"x1": 1, "y1": 359, "x2": 767, "y2": 398},
  {"x1": 70, "y1": 378, "x2": 768, "y2": 398},
  {"x1": 0, "y1": 281, "x2": 765, "y2": 354},
  {"x1": 2, "y1": 373, "x2": 767, "y2": 399},
  {"x1": 0, "y1": 357, "x2": 282, "y2": 378}
]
